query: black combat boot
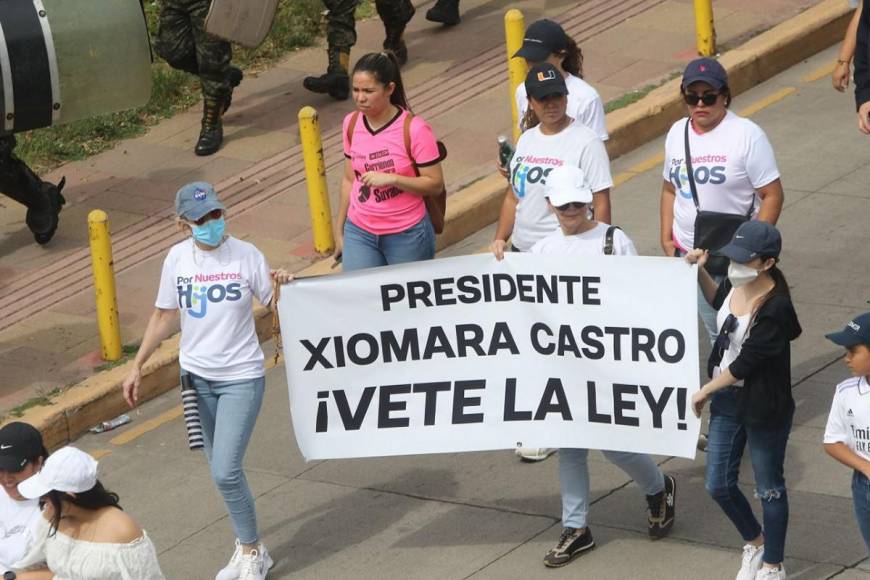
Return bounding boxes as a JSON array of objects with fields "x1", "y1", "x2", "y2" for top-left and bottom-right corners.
[
  {"x1": 223, "y1": 66, "x2": 244, "y2": 113},
  {"x1": 383, "y1": 2, "x2": 415, "y2": 66},
  {"x1": 426, "y1": 0, "x2": 460, "y2": 26},
  {"x1": 303, "y1": 47, "x2": 350, "y2": 100},
  {"x1": 27, "y1": 177, "x2": 66, "y2": 245},
  {"x1": 195, "y1": 99, "x2": 224, "y2": 156}
]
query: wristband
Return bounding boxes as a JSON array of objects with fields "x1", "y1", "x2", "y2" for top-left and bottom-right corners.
[{"x1": 837, "y1": 59, "x2": 850, "y2": 65}]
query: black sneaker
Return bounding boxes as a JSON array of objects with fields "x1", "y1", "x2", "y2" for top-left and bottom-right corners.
[
  {"x1": 543, "y1": 527, "x2": 595, "y2": 568},
  {"x1": 646, "y1": 474, "x2": 676, "y2": 540}
]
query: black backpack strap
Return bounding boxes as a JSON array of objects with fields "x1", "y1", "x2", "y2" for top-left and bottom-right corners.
[
  {"x1": 603, "y1": 225, "x2": 621, "y2": 255},
  {"x1": 683, "y1": 119, "x2": 700, "y2": 212}
]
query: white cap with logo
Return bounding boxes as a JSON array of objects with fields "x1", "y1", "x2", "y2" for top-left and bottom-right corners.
[
  {"x1": 18, "y1": 446, "x2": 98, "y2": 499},
  {"x1": 544, "y1": 165, "x2": 593, "y2": 206}
]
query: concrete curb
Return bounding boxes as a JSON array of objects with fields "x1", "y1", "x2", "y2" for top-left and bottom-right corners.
[{"x1": 14, "y1": 0, "x2": 851, "y2": 450}]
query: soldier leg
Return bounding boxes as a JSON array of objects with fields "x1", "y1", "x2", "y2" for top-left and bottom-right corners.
[
  {"x1": 376, "y1": 0, "x2": 415, "y2": 66},
  {"x1": 425, "y1": 0, "x2": 461, "y2": 26},
  {"x1": 154, "y1": 0, "x2": 199, "y2": 75},
  {"x1": 188, "y1": 0, "x2": 233, "y2": 156},
  {"x1": 0, "y1": 136, "x2": 66, "y2": 244},
  {"x1": 303, "y1": 0, "x2": 354, "y2": 100}
]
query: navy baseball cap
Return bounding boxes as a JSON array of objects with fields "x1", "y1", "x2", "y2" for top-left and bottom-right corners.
[
  {"x1": 0, "y1": 422, "x2": 47, "y2": 472},
  {"x1": 681, "y1": 57, "x2": 728, "y2": 91},
  {"x1": 524, "y1": 63, "x2": 568, "y2": 100},
  {"x1": 826, "y1": 313, "x2": 870, "y2": 348},
  {"x1": 514, "y1": 19, "x2": 568, "y2": 63},
  {"x1": 715, "y1": 221, "x2": 782, "y2": 263},
  {"x1": 175, "y1": 182, "x2": 225, "y2": 221}
]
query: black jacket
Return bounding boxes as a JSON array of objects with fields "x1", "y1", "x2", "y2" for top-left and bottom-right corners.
[
  {"x1": 708, "y1": 280, "x2": 802, "y2": 426},
  {"x1": 855, "y1": 0, "x2": 870, "y2": 109}
]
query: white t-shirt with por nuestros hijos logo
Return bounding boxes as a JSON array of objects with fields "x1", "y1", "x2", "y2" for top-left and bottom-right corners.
[
  {"x1": 156, "y1": 237, "x2": 273, "y2": 381},
  {"x1": 662, "y1": 110, "x2": 780, "y2": 251}
]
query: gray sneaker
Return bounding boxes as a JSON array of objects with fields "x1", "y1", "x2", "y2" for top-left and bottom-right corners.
[{"x1": 543, "y1": 527, "x2": 595, "y2": 567}]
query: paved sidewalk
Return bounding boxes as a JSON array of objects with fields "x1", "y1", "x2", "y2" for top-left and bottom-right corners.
[
  {"x1": 75, "y1": 46, "x2": 870, "y2": 579},
  {"x1": 0, "y1": 0, "x2": 823, "y2": 413}
]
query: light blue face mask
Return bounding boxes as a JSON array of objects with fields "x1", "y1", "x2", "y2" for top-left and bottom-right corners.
[{"x1": 191, "y1": 216, "x2": 225, "y2": 247}]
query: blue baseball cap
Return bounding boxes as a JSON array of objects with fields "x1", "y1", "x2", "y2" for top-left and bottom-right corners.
[
  {"x1": 681, "y1": 57, "x2": 728, "y2": 91},
  {"x1": 715, "y1": 221, "x2": 782, "y2": 263},
  {"x1": 175, "y1": 182, "x2": 225, "y2": 221},
  {"x1": 826, "y1": 313, "x2": 870, "y2": 348}
]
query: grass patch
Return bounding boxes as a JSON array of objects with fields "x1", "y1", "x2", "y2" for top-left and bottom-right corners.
[
  {"x1": 9, "y1": 388, "x2": 62, "y2": 418},
  {"x1": 94, "y1": 343, "x2": 141, "y2": 373},
  {"x1": 604, "y1": 71, "x2": 682, "y2": 114},
  {"x1": 17, "y1": 0, "x2": 375, "y2": 174}
]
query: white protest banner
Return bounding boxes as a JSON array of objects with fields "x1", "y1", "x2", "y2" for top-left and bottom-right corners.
[{"x1": 278, "y1": 253, "x2": 701, "y2": 460}]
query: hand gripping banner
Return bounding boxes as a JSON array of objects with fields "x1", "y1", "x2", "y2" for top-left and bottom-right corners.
[{"x1": 278, "y1": 254, "x2": 701, "y2": 461}]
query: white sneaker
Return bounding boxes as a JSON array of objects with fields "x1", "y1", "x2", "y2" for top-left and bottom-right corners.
[
  {"x1": 516, "y1": 447, "x2": 557, "y2": 462},
  {"x1": 755, "y1": 565, "x2": 787, "y2": 580},
  {"x1": 238, "y1": 547, "x2": 272, "y2": 580},
  {"x1": 736, "y1": 544, "x2": 765, "y2": 580},
  {"x1": 217, "y1": 542, "x2": 274, "y2": 580},
  {"x1": 215, "y1": 540, "x2": 243, "y2": 580}
]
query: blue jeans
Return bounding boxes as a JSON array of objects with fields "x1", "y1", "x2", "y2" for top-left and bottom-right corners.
[
  {"x1": 187, "y1": 371, "x2": 265, "y2": 545},
  {"x1": 342, "y1": 215, "x2": 435, "y2": 272},
  {"x1": 853, "y1": 471, "x2": 870, "y2": 555},
  {"x1": 559, "y1": 448, "x2": 664, "y2": 528},
  {"x1": 705, "y1": 388, "x2": 792, "y2": 564}
]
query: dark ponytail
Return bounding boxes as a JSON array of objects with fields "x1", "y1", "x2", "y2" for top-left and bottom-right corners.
[
  {"x1": 561, "y1": 38, "x2": 584, "y2": 78},
  {"x1": 45, "y1": 480, "x2": 122, "y2": 536},
  {"x1": 755, "y1": 259, "x2": 790, "y2": 315},
  {"x1": 352, "y1": 51, "x2": 411, "y2": 112}
]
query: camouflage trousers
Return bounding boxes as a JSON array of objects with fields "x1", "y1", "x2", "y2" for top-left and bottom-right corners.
[
  {"x1": 154, "y1": 0, "x2": 232, "y2": 101},
  {"x1": 325, "y1": 0, "x2": 415, "y2": 51}
]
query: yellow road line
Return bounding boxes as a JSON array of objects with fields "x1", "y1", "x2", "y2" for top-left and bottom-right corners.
[
  {"x1": 110, "y1": 404, "x2": 183, "y2": 446},
  {"x1": 737, "y1": 87, "x2": 797, "y2": 117},
  {"x1": 89, "y1": 450, "x2": 113, "y2": 460},
  {"x1": 802, "y1": 62, "x2": 836, "y2": 83},
  {"x1": 613, "y1": 87, "x2": 797, "y2": 188}
]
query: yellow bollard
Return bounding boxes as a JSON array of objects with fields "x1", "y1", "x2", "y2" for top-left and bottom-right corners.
[
  {"x1": 504, "y1": 9, "x2": 526, "y2": 142},
  {"x1": 693, "y1": 0, "x2": 716, "y2": 57},
  {"x1": 88, "y1": 210, "x2": 122, "y2": 361},
  {"x1": 298, "y1": 106, "x2": 335, "y2": 254}
]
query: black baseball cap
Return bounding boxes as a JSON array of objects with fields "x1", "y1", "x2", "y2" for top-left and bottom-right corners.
[
  {"x1": 0, "y1": 422, "x2": 47, "y2": 472},
  {"x1": 681, "y1": 57, "x2": 728, "y2": 91},
  {"x1": 826, "y1": 313, "x2": 870, "y2": 348},
  {"x1": 513, "y1": 19, "x2": 568, "y2": 63},
  {"x1": 715, "y1": 221, "x2": 782, "y2": 263},
  {"x1": 524, "y1": 63, "x2": 568, "y2": 100}
]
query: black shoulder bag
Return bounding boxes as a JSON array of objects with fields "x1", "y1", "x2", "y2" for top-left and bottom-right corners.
[
  {"x1": 603, "y1": 225, "x2": 621, "y2": 256},
  {"x1": 684, "y1": 120, "x2": 754, "y2": 276}
]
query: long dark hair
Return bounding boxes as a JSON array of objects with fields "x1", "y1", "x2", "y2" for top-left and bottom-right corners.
[
  {"x1": 755, "y1": 257, "x2": 790, "y2": 314},
  {"x1": 44, "y1": 480, "x2": 122, "y2": 536},
  {"x1": 561, "y1": 37, "x2": 584, "y2": 78},
  {"x1": 352, "y1": 51, "x2": 411, "y2": 111}
]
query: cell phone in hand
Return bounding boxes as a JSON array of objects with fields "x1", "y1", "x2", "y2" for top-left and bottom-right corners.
[{"x1": 331, "y1": 252, "x2": 342, "y2": 269}]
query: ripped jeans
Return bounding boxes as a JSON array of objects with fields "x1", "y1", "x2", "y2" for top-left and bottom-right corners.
[{"x1": 705, "y1": 388, "x2": 792, "y2": 565}]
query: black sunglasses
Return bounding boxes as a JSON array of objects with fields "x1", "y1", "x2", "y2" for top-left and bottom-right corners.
[
  {"x1": 713, "y1": 313, "x2": 738, "y2": 354},
  {"x1": 189, "y1": 209, "x2": 223, "y2": 226},
  {"x1": 555, "y1": 201, "x2": 587, "y2": 212},
  {"x1": 683, "y1": 91, "x2": 720, "y2": 107}
]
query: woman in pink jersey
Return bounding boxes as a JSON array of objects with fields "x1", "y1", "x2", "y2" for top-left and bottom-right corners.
[{"x1": 335, "y1": 51, "x2": 445, "y2": 271}]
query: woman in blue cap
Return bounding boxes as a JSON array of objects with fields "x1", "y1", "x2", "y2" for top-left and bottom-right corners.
[
  {"x1": 685, "y1": 221, "x2": 801, "y2": 580},
  {"x1": 121, "y1": 182, "x2": 292, "y2": 580},
  {"x1": 661, "y1": 57, "x2": 785, "y2": 344}
]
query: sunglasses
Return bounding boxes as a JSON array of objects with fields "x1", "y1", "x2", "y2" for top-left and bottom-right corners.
[
  {"x1": 189, "y1": 209, "x2": 223, "y2": 226},
  {"x1": 713, "y1": 313, "x2": 738, "y2": 354},
  {"x1": 683, "y1": 91, "x2": 720, "y2": 107},
  {"x1": 555, "y1": 201, "x2": 587, "y2": 212}
]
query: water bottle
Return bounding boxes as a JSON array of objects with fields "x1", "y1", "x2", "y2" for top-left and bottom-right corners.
[
  {"x1": 89, "y1": 414, "x2": 131, "y2": 434},
  {"x1": 497, "y1": 135, "x2": 514, "y2": 169}
]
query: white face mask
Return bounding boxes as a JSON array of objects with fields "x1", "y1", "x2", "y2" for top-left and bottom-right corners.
[{"x1": 727, "y1": 261, "x2": 760, "y2": 288}]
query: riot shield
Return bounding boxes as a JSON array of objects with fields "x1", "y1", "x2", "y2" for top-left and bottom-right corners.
[
  {"x1": 0, "y1": 0, "x2": 151, "y2": 134},
  {"x1": 205, "y1": 0, "x2": 279, "y2": 49}
]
